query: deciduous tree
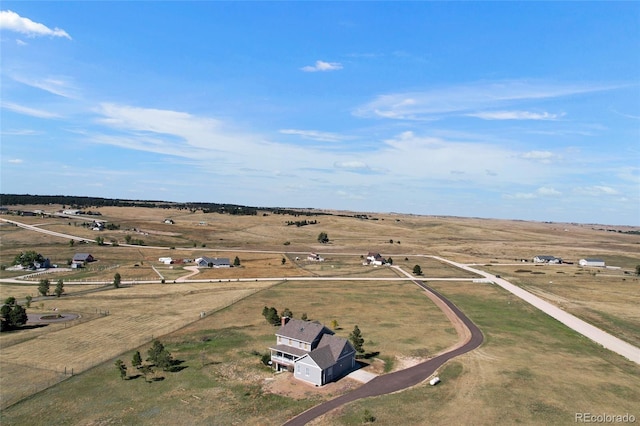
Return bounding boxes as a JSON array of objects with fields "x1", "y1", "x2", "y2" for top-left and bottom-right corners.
[
  {"x1": 317, "y1": 232, "x2": 329, "y2": 244},
  {"x1": 113, "y1": 273, "x2": 121, "y2": 288}
]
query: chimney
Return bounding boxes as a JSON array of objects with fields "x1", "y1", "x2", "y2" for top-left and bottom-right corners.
[{"x1": 281, "y1": 316, "x2": 290, "y2": 327}]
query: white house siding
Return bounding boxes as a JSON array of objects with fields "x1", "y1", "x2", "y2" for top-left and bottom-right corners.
[
  {"x1": 295, "y1": 355, "x2": 323, "y2": 386},
  {"x1": 579, "y1": 259, "x2": 605, "y2": 267}
]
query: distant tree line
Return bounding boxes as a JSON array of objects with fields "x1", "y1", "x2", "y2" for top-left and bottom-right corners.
[
  {"x1": 285, "y1": 219, "x2": 318, "y2": 227},
  {"x1": 0, "y1": 194, "x2": 359, "y2": 219}
]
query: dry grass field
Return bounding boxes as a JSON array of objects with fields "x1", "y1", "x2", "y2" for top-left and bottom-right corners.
[{"x1": 0, "y1": 204, "x2": 638, "y2": 424}]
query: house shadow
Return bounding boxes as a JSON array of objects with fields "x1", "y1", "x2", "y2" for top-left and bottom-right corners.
[
  {"x1": 357, "y1": 351, "x2": 380, "y2": 360},
  {"x1": 17, "y1": 324, "x2": 49, "y2": 331}
]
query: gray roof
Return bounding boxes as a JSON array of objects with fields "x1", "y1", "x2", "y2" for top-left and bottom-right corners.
[
  {"x1": 307, "y1": 345, "x2": 338, "y2": 369},
  {"x1": 268, "y1": 344, "x2": 309, "y2": 358},
  {"x1": 317, "y1": 334, "x2": 355, "y2": 361},
  {"x1": 198, "y1": 256, "x2": 230, "y2": 266},
  {"x1": 73, "y1": 253, "x2": 93, "y2": 261},
  {"x1": 276, "y1": 319, "x2": 333, "y2": 345},
  {"x1": 306, "y1": 334, "x2": 355, "y2": 369}
]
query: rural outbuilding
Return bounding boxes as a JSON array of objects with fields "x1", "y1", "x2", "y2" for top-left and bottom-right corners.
[{"x1": 579, "y1": 258, "x2": 606, "y2": 267}]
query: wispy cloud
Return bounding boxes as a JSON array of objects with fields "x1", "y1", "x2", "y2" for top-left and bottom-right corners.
[
  {"x1": 1, "y1": 129, "x2": 40, "y2": 136},
  {"x1": 521, "y1": 150, "x2": 563, "y2": 163},
  {"x1": 0, "y1": 10, "x2": 71, "y2": 39},
  {"x1": 1, "y1": 101, "x2": 61, "y2": 118},
  {"x1": 334, "y1": 160, "x2": 370, "y2": 171},
  {"x1": 467, "y1": 110, "x2": 563, "y2": 120},
  {"x1": 575, "y1": 185, "x2": 620, "y2": 196},
  {"x1": 505, "y1": 186, "x2": 562, "y2": 199},
  {"x1": 7, "y1": 158, "x2": 23, "y2": 164},
  {"x1": 354, "y1": 80, "x2": 613, "y2": 120},
  {"x1": 279, "y1": 129, "x2": 350, "y2": 142},
  {"x1": 301, "y1": 60, "x2": 343, "y2": 72},
  {"x1": 11, "y1": 74, "x2": 79, "y2": 99}
]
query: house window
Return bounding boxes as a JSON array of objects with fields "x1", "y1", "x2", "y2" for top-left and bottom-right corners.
[
  {"x1": 296, "y1": 364, "x2": 301, "y2": 374},
  {"x1": 305, "y1": 367, "x2": 310, "y2": 376},
  {"x1": 289, "y1": 339, "x2": 292, "y2": 345}
]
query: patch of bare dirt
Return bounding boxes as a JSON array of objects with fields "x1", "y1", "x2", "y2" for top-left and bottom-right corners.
[{"x1": 262, "y1": 372, "x2": 361, "y2": 400}]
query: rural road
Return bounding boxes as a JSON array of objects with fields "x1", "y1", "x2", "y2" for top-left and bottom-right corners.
[
  {"x1": 283, "y1": 277, "x2": 484, "y2": 426},
  {"x1": 430, "y1": 256, "x2": 640, "y2": 365}
]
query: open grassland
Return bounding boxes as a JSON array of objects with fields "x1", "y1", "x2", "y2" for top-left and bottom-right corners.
[
  {"x1": 1, "y1": 204, "x2": 638, "y2": 424},
  {"x1": 0, "y1": 281, "x2": 277, "y2": 409},
  {"x1": 0, "y1": 279, "x2": 460, "y2": 425},
  {"x1": 317, "y1": 281, "x2": 640, "y2": 426},
  {"x1": 480, "y1": 263, "x2": 640, "y2": 347}
]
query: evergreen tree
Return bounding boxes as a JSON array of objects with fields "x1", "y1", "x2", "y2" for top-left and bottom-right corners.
[
  {"x1": 54, "y1": 279, "x2": 65, "y2": 298},
  {"x1": 113, "y1": 273, "x2": 121, "y2": 288},
  {"x1": 38, "y1": 278, "x2": 50, "y2": 296},
  {"x1": 301, "y1": 312, "x2": 308, "y2": 321},
  {"x1": 233, "y1": 256, "x2": 241, "y2": 266},
  {"x1": 413, "y1": 265, "x2": 423, "y2": 275},
  {"x1": 132, "y1": 351, "x2": 142, "y2": 369},
  {"x1": 349, "y1": 325, "x2": 365, "y2": 354},
  {"x1": 282, "y1": 307, "x2": 293, "y2": 319},
  {"x1": 115, "y1": 359, "x2": 127, "y2": 380},
  {"x1": 317, "y1": 231, "x2": 329, "y2": 244}
]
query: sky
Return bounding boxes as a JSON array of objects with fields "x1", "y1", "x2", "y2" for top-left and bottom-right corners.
[{"x1": 1, "y1": 2, "x2": 639, "y2": 226}]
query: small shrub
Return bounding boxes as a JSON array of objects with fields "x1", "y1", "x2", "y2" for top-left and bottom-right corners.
[{"x1": 363, "y1": 409, "x2": 376, "y2": 423}]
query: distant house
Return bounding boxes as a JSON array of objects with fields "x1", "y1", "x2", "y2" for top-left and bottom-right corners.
[
  {"x1": 164, "y1": 219, "x2": 174, "y2": 224},
  {"x1": 91, "y1": 221, "x2": 104, "y2": 231},
  {"x1": 270, "y1": 318, "x2": 356, "y2": 387},
  {"x1": 63, "y1": 209, "x2": 80, "y2": 215},
  {"x1": 33, "y1": 258, "x2": 51, "y2": 269},
  {"x1": 195, "y1": 256, "x2": 231, "y2": 268},
  {"x1": 533, "y1": 255, "x2": 563, "y2": 264},
  {"x1": 307, "y1": 253, "x2": 324, "y2": 262},
  {"x1": 158, "y1": 257, "x2": 173, "y2": 264},
  {"x1": 73, "y1": 253, "x2": 95, "y2": 264},
  {"x1": 579, "y1": 258, "x2": 606, "y2": 267},
  {"x1": 365, "y1": 252, "x2": 385, "y2": 266}
]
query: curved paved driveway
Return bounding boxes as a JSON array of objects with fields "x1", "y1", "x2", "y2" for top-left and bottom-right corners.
[{"x1": 283, "y1": 279, "x2": 483, "y2": 426}]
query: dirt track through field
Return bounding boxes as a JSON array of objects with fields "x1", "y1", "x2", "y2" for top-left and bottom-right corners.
[{"x1": 283, "y1": 275, "x2": 484, "y2": 426}]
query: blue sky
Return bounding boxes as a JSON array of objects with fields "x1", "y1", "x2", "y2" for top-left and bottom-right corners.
[{"x1": 1, "y1": 2, "x2": 638, "y2": 225}]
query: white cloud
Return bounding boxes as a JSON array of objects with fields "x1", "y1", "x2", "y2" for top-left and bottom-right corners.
[
  {"x1": 301, "y1": 60, "x2": 343, "y2": 72},
  {"x1": 536, "y1": 187, "x2": 562, "y2": 196},
  {"x1": 467, "y1": 110, "x2": 563, "y2": 120},
  {"x1": 279, "y1": 129, "x2": 350, "y2": 142},
  {"x1": 334, "y1": 161, "x2": 369, "y2": 170},
  {"x1": 505, "y1": 187, "x2": 562, "y2": 200},
  {"x1": 1, "y1": 101, "x2": 61, "y2": 118},
  {"x1": 354, "y1": 80, "x2": 614, "y2": 120},
  {"x1": 521, "y1": 150, "x2": 562, "y2": 163},
  {"x1": 11, "y1": 74, "x2": 78, "y2": 99},
  {"x1": 0, "y1": 10, "x2": 71, "y2": 39},
  {"x1": 575, "y1": 186, "x2": 620, "y2": 196},
  {"x1": 8, "y1": 158, "x2": 23, "y2": 164}
]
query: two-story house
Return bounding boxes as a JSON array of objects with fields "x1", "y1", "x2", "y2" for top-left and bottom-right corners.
[{"x1": 269, "y1": 318, "x2": 356, "y2": 386}]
